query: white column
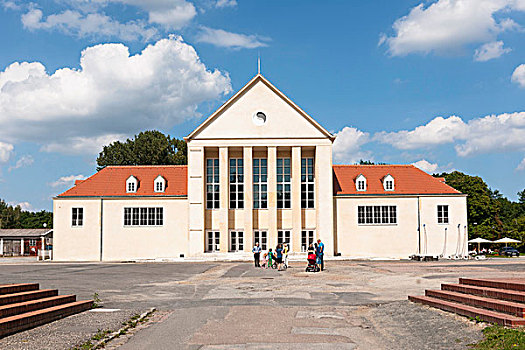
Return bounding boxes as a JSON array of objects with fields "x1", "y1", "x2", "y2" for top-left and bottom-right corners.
[
  {"x1": 243, "y1": 147, "x2": 253, "y2": 252},
  {"x1": 315, "y1": 145, "x2": 334, "y2": 255},
  {"x1": 267, "y1": 146, "x2": 278, "y2": 248},
  {"x1": 291, "y1": 146, "x2": 302, "y2": 253},
  {"x1": 188, "y1": 146, "x2": 205, "y2": 256},
  {"x1": 20, "y1": 238, "x2": 24, "y2": 256},
  {"x1": 0, "y1": 238, "x2": 3, "y2": 256},
  {"x1": 219, "y1": 147, "x2": 229, "y2": 252},
  {"x1": 41, "y1": 237, "x2": 45, "y2": 252}
]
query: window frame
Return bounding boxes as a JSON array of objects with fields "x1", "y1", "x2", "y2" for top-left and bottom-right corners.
[
  {"x1": 229, "y1": 158, "x2": 244, "y2": 209},
  {"x1": 301, "y1": 230, "x2": 315, "y2": 252},
  {"x1": 301, "y1": 157, "x2": 315, "y2": 209},
  {"x1": 154, "y1": 175, "x2": 165, "y2": 193},
  {"x1": 277, "y1": 158, "x2": 291, "y2": 209},
  {"x1": 253, "y1": 230, "x2": 268, "y2": 250},
  {"x1": 229, "y1": 230, "x2": 244, "y2": 252},
  {"x1": 277, "y1": 230, "x2": 291, "y2": 246},
  {"x1": 356, "y1": 174, "x2": 367, "y2": 192},
  {"x1": 71, "y1": 207, "x2": 83, "y2": 227},
  {"x1": 358, "y1": 205, "x2": 397, "y2": 225},
  {"x1": 206, "y1": 158, "x2": 220, "y2": 209},
  {"x1": 437, "y1": 205, "x2": 449, "y2": 224},
  {"x1": 123, "y1": 207, "x2": 163, "y2": 227},
  {"x1": 126, "y1": 176, "x2": 137, "y2": 193},
  {"x1": 253, "y1": 158, "x2": 268, "y2": 209},
  {"x1": 206, "y1": 230, "x2": 220, "y2": 252}
]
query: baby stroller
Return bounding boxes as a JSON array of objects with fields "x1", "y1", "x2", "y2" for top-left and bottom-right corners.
[{"x1": 305, "y1": 253, "x2": 320, "y2": 272}]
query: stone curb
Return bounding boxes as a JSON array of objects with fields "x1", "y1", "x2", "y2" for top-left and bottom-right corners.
[{"x1": 91, "y1": 307, "x2": 156, "y2": 349}]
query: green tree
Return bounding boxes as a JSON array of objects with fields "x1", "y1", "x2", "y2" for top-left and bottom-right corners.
[
  {"x1": 96, "y1": 130, "x2": 187, "y2": 170},
  {"x1": 0, "y1": 200, "x2": 52, "y2": 229}
]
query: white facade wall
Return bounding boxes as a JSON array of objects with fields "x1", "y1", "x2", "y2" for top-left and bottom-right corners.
[
  {"x1": 53, "y1": 197, "x2": 188, "y2": 261},
  {"x1": 335, "y1": 195, "x2": 468, "y2": 259}
]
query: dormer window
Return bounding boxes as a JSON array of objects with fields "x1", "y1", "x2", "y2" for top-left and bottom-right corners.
[
  {"x1": 383, "y1": 174, "x2": 395, "y2": 191},
  {"x1": 126, "y1": 175, "x2": 138, "y2": 193},
  {"x1": 154, "y1": 175, "x2": 166, "y2": 193},
  {"x1": 356, "y1": 174, "x2": 367, "y2": 191}
]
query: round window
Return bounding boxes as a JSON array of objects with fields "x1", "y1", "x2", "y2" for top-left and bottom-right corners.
[{"x1": 252, "y1": 111, "x2": 267, "y2": 126}]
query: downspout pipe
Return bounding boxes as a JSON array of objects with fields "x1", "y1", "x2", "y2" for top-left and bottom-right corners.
[{"x1": 100, "y1": 198, "x2": 104, "y2": 262}]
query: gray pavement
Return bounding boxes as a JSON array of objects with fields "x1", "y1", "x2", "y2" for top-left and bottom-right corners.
[{"x1": 1, "y1": 258, "x2": 524, "y2": 349}]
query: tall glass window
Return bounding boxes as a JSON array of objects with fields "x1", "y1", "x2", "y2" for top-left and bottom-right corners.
[
  {"x1": 253, "y1": 158, "x2": 267, "y2": 209},
  {"x1": 301, "y1": 158, "x2": 315, "y2": 208},
  {"x1": 437, "y1": 205, "x2": 449, "y2": 224},
  {"x1": 277, "y1": 158, "x2": 291, "y2": 209},
  {"x1": 229, "y1": 158, "x2": 244, "y2": 209},
  {"x1": 206, "y1": 158, "x2": 219, "y2": 209}
]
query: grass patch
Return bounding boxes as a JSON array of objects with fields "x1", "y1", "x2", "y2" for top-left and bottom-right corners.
[{"x1": 471, "y1": 325, "x2": 525, "y2": 349}]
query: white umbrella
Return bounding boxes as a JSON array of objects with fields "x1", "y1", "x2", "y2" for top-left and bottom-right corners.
[
  {"x1": 494, "y1": 237, "x2": 521, "y2": 247},
  {"x1": 468, "y1": 237, "x2": 493, "y2": 252}
]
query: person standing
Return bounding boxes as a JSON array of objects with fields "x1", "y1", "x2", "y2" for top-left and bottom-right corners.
[
  {"x1": 275, "y1": 244, "x2": 284, "y2": 271},
  {"x1": 317, "y1": 239, "x2": 325, "y2": 271},
  {"x1": 252, "y1": 242, "x2": 262, "y2": 267}
]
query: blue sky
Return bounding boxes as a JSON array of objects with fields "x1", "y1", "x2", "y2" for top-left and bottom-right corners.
[{"x1": 0, "y1": 0, "x2": 524, "y2": 211}]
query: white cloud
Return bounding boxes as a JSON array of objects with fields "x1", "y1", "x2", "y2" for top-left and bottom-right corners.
[
  {"x1": 380, "y1": 0, "x2": 525, "y2": 57},
  {"x1": 9, "y1": 201, "x2": 36, "y2": 211},
  {"x1": 376, "y1": 112, "x2": 525, "y2": 157},
  {"x1": 375, "y1": 116, "x2": 468, "y2": 149},
  {"x1": 517, "y1": 158, "x2": 525, "y2": 170},
  {"x1": 196, "y1": 27, "x2": 270, "y2": 49},
  {"x1": 474, "y1": 40, "x2": 511, "y2": 61},
  {"x1": 215, "y1": 0, "x2": 237, "y2": 8},
  {"x1": 0, "y1": 36, "x2": 232, "y2": 155},
  {"x1": 8, "y1": 155, "x2": 34, "y2": 171},
  {"x1": 22, "y1": 8, "x2": 157, "y2": 41},
  {"x1": 126, "y1": 0, "x2": 197, "y2": 29},
  {"x1": 50, "y1": 174, "x2": 86, "y2": 188},
  {"x1": 412, "y1": 159, "x2": 438, "y2": 173},
  {"x1": 333, "y1": 126, "x2": 371, "y2": 163},
  {"x1": 512, "y1": 64, "x2": 525, "y2": 87},
  {"x1": 2, "y1": 0, "x2": 20, "y2": 10},
  {"x1": 0, "y1": 141, "x2": 14, "y2": 163}
]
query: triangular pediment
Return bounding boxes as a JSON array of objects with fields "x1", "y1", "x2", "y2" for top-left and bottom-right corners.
[{"x1": 186, "y1": 74, "x2": 334, "y2": 141}]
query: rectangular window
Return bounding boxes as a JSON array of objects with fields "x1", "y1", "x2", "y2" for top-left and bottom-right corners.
[
  {"x1": 358, "y1": 206, "x2": 397, "y2": 225},
  {"x1": 277, "y1": 230, "x2": 291, "y2": 245},
  {"x1": 230, "y1": 230, "x2": 244, "y2": 252},
  {"x1": 277, "y1": 158, "x2": 291, "y2": 209},
  {"x1": 301, "y1": 158, "x2": 315, "y2": 208},
  {"x1": 253, "y1": 230, "x2": 268, "y2": 250},
  {"x1": 206, "y1": 158, "x2": 220, "y2": 209},
  {"x1": 301, "y1": 230, "x2": 315, "y2": 252},
  {"x1": 29, "y1": 239, "x2": 36, "y2": 246},
  {"x1": 253, "y1": 158, "x2": 268, "y2": 209},
  {"x1": 207, "y1": 231, "x2": 220, "y2": 252},
  {"x1": 72, "y1": 207, "x2": 83, "y2": 226},
  {"x1": 229, "y1": 158, "x2": 244, "y2": 209},
  {"x1": 124, "y1": 207, "x2": 163, "y2": 226},
  {"x1": 437, "y1": 205, "x2": 449, "y2": 224}
]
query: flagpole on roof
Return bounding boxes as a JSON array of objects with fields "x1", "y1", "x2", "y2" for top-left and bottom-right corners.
[{"x1": 258, "y1": 52, "x2": 261, "y2": 75}]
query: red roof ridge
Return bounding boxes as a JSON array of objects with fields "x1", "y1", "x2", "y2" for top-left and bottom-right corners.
[
  {"x1": 104, "y1": 164, "x2": 188, "y2": 168},
  {"x1": 332, "y1": 164, "x2": 416, "y2": 167}
]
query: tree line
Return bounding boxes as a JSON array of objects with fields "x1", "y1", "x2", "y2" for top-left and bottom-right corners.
[{"x1": 0, "y1": 200, "x2": 53, "y2": 229}]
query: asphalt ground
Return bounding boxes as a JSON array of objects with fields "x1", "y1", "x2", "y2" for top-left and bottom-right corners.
[{"x1": 1, "y1": 258, "x2": 525, "y2": 349}]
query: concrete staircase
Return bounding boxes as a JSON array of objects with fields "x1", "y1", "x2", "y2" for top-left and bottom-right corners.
[
  {"x1": 0, "y1": 283, "x2": 92, "y2": 338},
  {"x1": 409, "y1": 278, "x2": 525, "y2": 327}
]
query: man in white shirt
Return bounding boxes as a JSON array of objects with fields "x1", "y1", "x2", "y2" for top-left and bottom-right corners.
[{"x1": 252, "y1": 242, "x2": 262, "y2": 267}]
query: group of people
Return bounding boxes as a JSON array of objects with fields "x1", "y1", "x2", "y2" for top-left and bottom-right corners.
[{"x1": 252, "y1": 239, "x2": 325, "y2": 271}]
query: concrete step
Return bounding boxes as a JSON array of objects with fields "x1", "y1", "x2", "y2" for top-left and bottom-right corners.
[
  {"x1": 460, "y1": 278, "x2": 525, "y2": 292},
  {"x1": 443, "y1": 283, "x2": 525, "y2": 304},
  {"x1": 426, "y1": 289, "x2": 525, "y2": 317},
  {"x1": 409, "y1": 295, "x2": 525, "y2": 327},
  {"x1": 0, "y1": 290, "x2": 58, "y2": 306},
  {"x1": 0, "y1": 295, "x2": 76, "y2": 319},
  {"x1": 0, "y1": 284, "x2": 39, "y2": 295},
  {"x1": 0, "y1": 300, "x2": 93, "y2": 338}
]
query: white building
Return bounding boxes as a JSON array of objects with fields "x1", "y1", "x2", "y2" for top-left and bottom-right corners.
[{"x1": 53, "y1": 74, "x2": 468, "y2": 261}]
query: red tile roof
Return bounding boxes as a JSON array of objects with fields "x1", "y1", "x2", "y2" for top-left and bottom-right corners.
[
  {"x1": 333, "y1": 165, "x2": 462, "y2": 195},
  {"x1": 57, "y1": 165, "x2": 188, "y2": 197}
]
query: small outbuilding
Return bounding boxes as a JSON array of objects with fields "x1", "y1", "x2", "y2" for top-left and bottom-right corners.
[{"x1": 0, "y1": 229, "x2": 53, "y2": 258}]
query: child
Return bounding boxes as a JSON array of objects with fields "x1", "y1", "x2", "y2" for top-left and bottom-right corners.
[
  {"x1": 260, "y1": 251, "x2": 268, "y2": 269},
  {"x1": 267, "y1": 248, "x2": 273, "y2": 269}
]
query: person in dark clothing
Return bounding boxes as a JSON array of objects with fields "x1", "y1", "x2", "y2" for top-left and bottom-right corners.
[{"x1": 252, "y1": 242, "x2": 262, "y2": 267}]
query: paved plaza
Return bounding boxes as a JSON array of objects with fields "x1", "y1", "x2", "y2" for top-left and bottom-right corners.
[{"x1": 1, "y1": 258, "x2": 525, "y2": 349}]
